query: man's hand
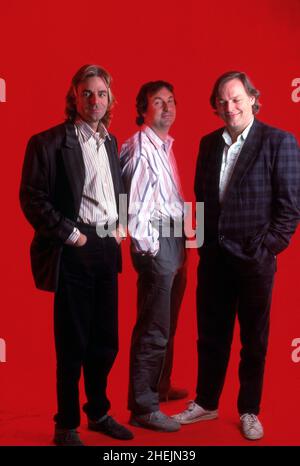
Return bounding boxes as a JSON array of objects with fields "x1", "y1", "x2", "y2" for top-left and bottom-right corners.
[{"x1": 74, "y1": 233, "x2": 87, "y2": 247}]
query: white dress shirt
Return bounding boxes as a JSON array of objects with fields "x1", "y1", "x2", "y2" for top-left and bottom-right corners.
[
  {"x1": 66, "y1": 119, "x2": 118, "y2": 244},
  {"x1": 219, "y1": 118, "x2": 254, "y2": 202}
]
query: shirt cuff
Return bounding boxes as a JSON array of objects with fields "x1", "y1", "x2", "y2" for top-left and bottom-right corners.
[{"x1": 65, "y1": 227, "x2": 80, "y2": 245}]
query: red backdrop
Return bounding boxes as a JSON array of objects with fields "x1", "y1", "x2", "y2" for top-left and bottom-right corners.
[{"x1": 0, "y1": 0, "x2": 300, "y2": 446}]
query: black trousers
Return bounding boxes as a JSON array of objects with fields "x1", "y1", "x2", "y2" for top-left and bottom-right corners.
[
  {"x1": 128, "y1": 236, "x2": 186, "y2": 415},
  {"x1": 196, "y1": 245, "x2": 276, "y2": 415},
  {"x1": 54, "y1": 225, "x2": 119, "y2": 429}
]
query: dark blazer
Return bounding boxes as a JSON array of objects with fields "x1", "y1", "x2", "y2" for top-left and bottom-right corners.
[
  {"x1": 194, "y1": 119, "x2": 300, "y2": 261},
  {"x1": 20, "y1": 121, "x2": 124, "y2": 292}
]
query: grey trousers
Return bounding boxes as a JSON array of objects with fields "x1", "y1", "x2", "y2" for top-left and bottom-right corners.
[{"x1": 128, "y1": 236, "x2": 186, "y2": 415}]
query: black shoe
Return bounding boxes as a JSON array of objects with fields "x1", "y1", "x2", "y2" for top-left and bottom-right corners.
[
  {"x1": 159, "y1": 387, "x2": 188, "y2": 402},
  {"x1": 88, "y1": 415, "x2": 134, "y2": 440},
  {"x1": 53, "y1": 427, "x2": 85, "y2": 446}
]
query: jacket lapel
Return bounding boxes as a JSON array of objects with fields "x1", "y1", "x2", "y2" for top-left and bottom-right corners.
[
  {"x1": 61, "y1": 122, "x2": 85, "y2": 214},
  {"x1": 104, "y1": 136, "x2": 120, "y2": 203},
  {"x1": 207, "y1": 131, "x2": 224, "y2": 207}
]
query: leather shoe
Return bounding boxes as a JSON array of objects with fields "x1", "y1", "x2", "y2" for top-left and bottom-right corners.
[
  {"x1": 88, "y1": 415, "x2": 134, "y2": 440},
  {"x1": 159, "y1": 386, "x2": 188, "y2": 402},
  {"x1": 130, "y1": 410, "x2": 180, "y2": 432},
  {"x1": 53, "y1": 427, "x2": 85, "y2": 446}
]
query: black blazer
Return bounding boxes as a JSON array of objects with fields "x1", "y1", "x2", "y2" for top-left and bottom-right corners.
[
  {"x1": 20, "y1": 121, "x2": 124, "y2": 292},
  {"x1": 194, "y1": 119, "x2": 300, "y2": 261}
]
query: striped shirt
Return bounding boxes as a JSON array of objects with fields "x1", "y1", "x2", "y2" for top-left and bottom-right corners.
[
  {"x1": 66, "y1": 119, "x2": 118, "y2": 244},
  {"x1": 120, "y1": 125, "x2": 184, "y2": 255},
  {"x1": 219, "y1": 118, "x2": 254, "y2": 202}
]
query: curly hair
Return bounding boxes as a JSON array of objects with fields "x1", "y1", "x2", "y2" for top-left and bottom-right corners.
[
  {"x1": 65, "y1": 64, "x2": 115, "y2": 127},
  {"x1": 135, "y1": 80, "x2": 175, "y2": 126}
]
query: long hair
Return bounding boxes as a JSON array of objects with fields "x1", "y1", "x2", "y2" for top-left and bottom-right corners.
[
  {"x1": 65, "y1": 64, "x2": 115, "y2": 127},
  {"x1": 210, "y1": 71, "x2": 261, "y2": 114}
]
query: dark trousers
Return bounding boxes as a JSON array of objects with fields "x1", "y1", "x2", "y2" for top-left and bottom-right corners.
[
  {"x1": 196, "y1": 245, "x2": 276, "y2": 415},
  {"x1": 158, "y1": 264, "x2": 187, "y2": 395},
  {"x1": 54, "y1": 225, "x2": 119, "y2": 429},
  {"x1": 128, "y1": 236, "x2": 186, "y2": 415}
]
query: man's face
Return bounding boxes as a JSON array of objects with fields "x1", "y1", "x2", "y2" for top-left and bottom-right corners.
[
  {"x1": 75, "y1": 76, "x2": 109, "y2": 130},
  {"x1": 215, "y1": 78, "x2": 255, "y2": 135},
  {"x1": 143, "y1": 87, "x2": 176, "y2": 134}
]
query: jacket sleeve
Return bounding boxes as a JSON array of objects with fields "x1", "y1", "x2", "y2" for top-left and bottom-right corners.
[
  {"x1": 19, "y1": 134, "x2": 75, "y2": 242},
  {"x1": 263, "y1": 132, "x2": 300, "y2": 255},
  {"x1": 112, "y1": 135, "x2": 126, "y2": 196},
  {"x1": 194, "y1": 137, "x2": 207, "y2": 202}
]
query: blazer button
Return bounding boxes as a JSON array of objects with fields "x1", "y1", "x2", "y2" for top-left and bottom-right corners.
[{"x1": 219, "y1": 235, "x2": 225, "y2": 242}]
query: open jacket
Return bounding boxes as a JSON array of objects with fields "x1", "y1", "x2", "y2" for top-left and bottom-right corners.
[
  {"x1": 20, "y1": 121, "x2": 124, "y2": 291},
  {"x1": 194, "y1": 119, "x2": 300, "y2": 261}
]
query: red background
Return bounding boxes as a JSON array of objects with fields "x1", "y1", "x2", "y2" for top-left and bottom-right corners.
[{"x1": 0, "y1": 0, "x2": 300, "y2": 446}]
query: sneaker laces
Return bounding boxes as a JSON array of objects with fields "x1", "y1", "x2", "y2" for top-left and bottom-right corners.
[
  {"x1": 241, "y1": 413, "x2": 258, "y2": 428},
  {"x1": 183, "y1": 400, "x2": 197, "y2": 413}
]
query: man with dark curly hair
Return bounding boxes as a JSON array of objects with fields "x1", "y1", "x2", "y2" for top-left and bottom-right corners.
[{"x1": 121, "y1": 81, "x2": 187, "y2": 432}]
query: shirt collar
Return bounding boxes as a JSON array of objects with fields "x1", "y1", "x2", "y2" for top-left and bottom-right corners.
[
  {"x1": 222, "y1": 117, "x2": 254, "y2": 146},
  {"x1": 75, "y1": 118, "x2": 111, "y2": 142},
  {"x1": 143, "y1": 125, "x2": 174, "y2": 152}
]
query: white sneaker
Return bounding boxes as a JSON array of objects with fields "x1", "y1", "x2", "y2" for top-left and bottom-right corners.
[
  {"x1": 240, "y1": 413, "x2": 264, "y2": 440},
  {"x1": 172, "y1": 401, "x2": 218, "y2": 424}
]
